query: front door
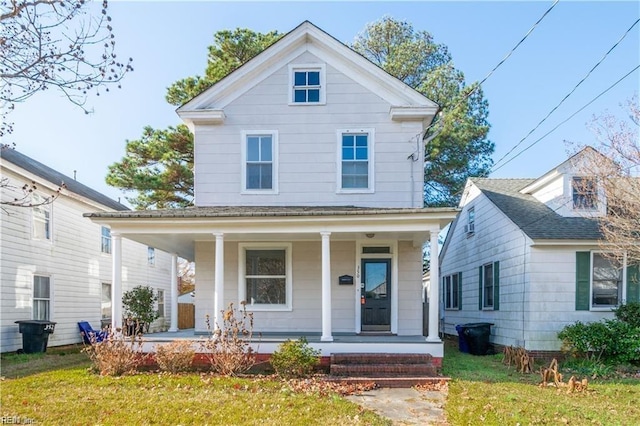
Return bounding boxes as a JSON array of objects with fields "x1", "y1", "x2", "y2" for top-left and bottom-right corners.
[{"x1": 361, "y1": 258, "x2": 391, "y2": 332}]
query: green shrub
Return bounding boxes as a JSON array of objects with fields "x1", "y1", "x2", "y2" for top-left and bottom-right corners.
[
  {"x1": 614, "y1": 302, "x2": 640, "y2": 328},
  {"x1": 270, "y1": 337, "x2": 320, "y2": 378},
  {"x1": 558, "y1": 319, "x2": 640, "y2": 364}
]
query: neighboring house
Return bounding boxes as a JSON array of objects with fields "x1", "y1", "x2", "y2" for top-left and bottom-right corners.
[
  {"x1": 0, "y1": 149, "x2": 174, "y2": 353},
  {"x1": 85, "y1": 21, "x2": 458, "y2": 361},
  {"x1": 439, "y1": 147, "x2": 640, "y2": 352}
]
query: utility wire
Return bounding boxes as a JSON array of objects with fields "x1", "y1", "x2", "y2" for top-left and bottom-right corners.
[
  {"x1": 492, "y1": 18, "x2": 640, "y2": 171},
  {"x1": 420, "y1": 0, "x2": 560, "y2": 141},
  {"x1": 492, "y1": 64, "x2": 640, "y2": 173}
]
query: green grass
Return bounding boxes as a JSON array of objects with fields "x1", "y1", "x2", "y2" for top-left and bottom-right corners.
[{"x1": 442, "y1": 337, "x2": 640, "y2": 425}]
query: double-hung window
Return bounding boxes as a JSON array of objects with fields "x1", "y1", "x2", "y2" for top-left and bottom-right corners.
[
  {"x1": 101, "y1": 226, "x2": 111, "y2": 254},
  {"x1": 148, "y1": 247, "x2": 155, "y2": 266},
  {"x1": 591, "y1": 252, "x2": 622, "y2": 308},
  {"x1": 443, "y1": 273, "x2": 461, "y2": 310},
  {"x1": 338, "y1": 130, "x2": 374, "y2": 192},
  {"x1": 289, "y1": 64, "x2": 325, "y2": 104},
  {"x1": 242, "y1": 131, "x2": 278, "y2": 193},
  {"x1": 157, "y1": 289, "x2": 165, "y2": 317},
  {"x1": 479, "y1": 261, "x2": 500, "y2": 310},
  {"x1": 239, "y1": 243, "x2": 292, "y2": 310},
  {"x1": 32, "y1": 195, "x2": 51, "y2": 240},
  {"x1": 572, "y1": 176, "x2": 597, "y2": 210},
  {"x1": 101, "y1": 283, "x2": 112, "y2": 321},
  {"x1": 33, "y1": 275, "x2": 51, "y2": 320}
]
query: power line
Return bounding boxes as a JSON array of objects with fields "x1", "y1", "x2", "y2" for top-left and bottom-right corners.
[
  {"x1": 420, "y1": 0, "x2": 560, "y2": 140},
  {"x1": 491, "y1": 64, "x2": 640, "y2": 173},
  {"x1": 492, "y1": 18, "x2": 640, "y2": 171}
]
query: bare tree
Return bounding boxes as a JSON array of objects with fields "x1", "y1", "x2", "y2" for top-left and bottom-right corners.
[
  {"x1": 574, "y1": 95, "x2": 640, "y2": 265},
  {"x1": 0, "y1": 0, "x2": 133, "y2": 135}
]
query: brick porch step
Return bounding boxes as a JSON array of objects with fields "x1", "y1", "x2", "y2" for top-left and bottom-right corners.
[{"x1": 329, "y1": 353, "x2": 441, "y2": 387}]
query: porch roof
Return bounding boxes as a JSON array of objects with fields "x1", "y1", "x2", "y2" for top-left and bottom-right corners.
[{"x1": 84, "y1": 206, "x2": 458, "y2": 260}]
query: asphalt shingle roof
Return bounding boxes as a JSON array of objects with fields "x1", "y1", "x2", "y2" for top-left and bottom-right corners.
[
  {"x1": 473, "y1": 178, "x2": 602, "y2": 240},
  {"x1": 1, "y1": 148, "x2": 129, "y2": 211}
]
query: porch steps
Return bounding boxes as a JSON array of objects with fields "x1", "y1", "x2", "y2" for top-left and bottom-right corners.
[{"x1": 327, "y1": 353, "x2": 442, "y2": 388}]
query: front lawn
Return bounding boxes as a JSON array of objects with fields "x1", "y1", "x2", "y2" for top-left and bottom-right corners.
[{"x1": 443, "y1": 337, "x2": 640, "y2": 425}]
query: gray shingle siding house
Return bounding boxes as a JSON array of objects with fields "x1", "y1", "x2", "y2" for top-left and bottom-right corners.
[{"x1": 439, "y1": 148, "x2": 640, "y2": 352}]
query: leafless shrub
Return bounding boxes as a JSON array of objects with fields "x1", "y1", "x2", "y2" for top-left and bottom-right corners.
[
  {"x1": 200, "y1": 302, "x2": 256, "y2": 376},
  {"x1": 82, "y1": 330, "x2": 145, "y2": 376},
  {"x1": 155, "y1": 340, "x2": 195, "y2": 373}
]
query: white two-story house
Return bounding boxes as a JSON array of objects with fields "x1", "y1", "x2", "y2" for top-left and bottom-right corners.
[
  {"x1": 85, "y1": 21, "x2": 458, "y2": 363},
  {"x1": 439, "y1": 147, "x2": 640, "y2": 353},
  {"x1": 1, "y1": 149, "x2": 174, "y2": 352}
]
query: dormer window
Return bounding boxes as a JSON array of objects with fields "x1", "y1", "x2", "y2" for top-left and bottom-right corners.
[
  {"x1": 572, "y1": 177, "x2": 597, "y2": 210},
  {"x1": 289, "y1": 64, "x2": 325, "y2": 105}
]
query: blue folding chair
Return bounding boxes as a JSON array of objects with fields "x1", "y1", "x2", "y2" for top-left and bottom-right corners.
[{"x1": 78, "y1": 321, "x2": 108, "y2": 344}]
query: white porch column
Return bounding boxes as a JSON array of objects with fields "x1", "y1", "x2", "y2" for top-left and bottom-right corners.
[
  {"x1": 168, "y1": 253, "x2": 179, "y2": 332},
  {"x1": 213, "y1": 233, "x2": 225, "y2": 330},
  {"x1": 111, "y1": 232, "x2": 123, "y2": 330},
  {"x1": 320, "y1": 232, "x2": 333, "y2": 342},
  {"x1": 427, "y1": 228, "x2": 441, "y2": 342}
]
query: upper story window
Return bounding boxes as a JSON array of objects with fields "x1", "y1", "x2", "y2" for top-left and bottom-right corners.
[
  {"x1": 241, "y1": 131, "x2": 278, "y2": 193},
  {"x1": 572, "y1": 176, "x2": 597, "y2": 210},
  {"x1": 148, "y1": 247, "x2": 156, "y2": 266},
  {"x1": 591, "y1": 252, "x2": 622, "y2": 308},
  {"x1": 338, "y1": 129, "x2": 374, "y2": 192},
  {"x1": 32, "y1": 195, "x2": 51, "y2": 240},
  {"x1": 101, "y1": 226, "x2": 111, "y2": 254},
  {"x1": 33, "y1": 275, "x2": 51, "y2": 320},
  {"x1": 466, "y1": 207, "x2": 475, "y2": 235},
  {"x1": 289, "y1": 64, "x2": 325, "y2": 105}
]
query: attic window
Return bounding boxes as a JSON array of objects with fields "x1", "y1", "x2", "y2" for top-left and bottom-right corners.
[
  {"x1": 289, "y1": 64, "x2": 325, "y2": 105},
  {"x1": 572, "y1": 177, "x2": 597, "y2": 210}
]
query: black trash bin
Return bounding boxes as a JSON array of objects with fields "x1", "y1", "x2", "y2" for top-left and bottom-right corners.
[
  {"x1": 461, "y1": 322, "x2": 493, "y2": 355},
  {"x1": 15, "y1": 320, "x2": 57, "y2": 353}
]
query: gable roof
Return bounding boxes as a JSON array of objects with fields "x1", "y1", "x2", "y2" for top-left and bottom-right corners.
[
  {"x1": 473, "y1": 178, "x2": 602, "y2": 240},
  {"x1": 1, "y1": 148, "x2": 129, "y2": 212},
  {"x1": 177, "y1": 21, "x2": 438, "y2": 125}
]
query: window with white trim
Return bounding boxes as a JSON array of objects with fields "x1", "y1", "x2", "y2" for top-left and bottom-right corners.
[
  {"x1": 338, "y1": 130, "x2": 373, "y2": 191},
  {"x1": 239, "y1": 243, "x2": 292, "y2": 310},
  {"x1": 157, "y1": 289, "x2": 165, "y2": 317},
  {"x1": 443, "y1": 273, "x2": 461, "y2": 310},
  {"x1": 289, "y1": 64, "x2": 325, "y2": 104},
  {"x1": 32, "y1": 195, "x2": 51, "y2": 240},
  {"x1": 572, "y1": 176, "x2": 597, "y2": 210},
  {"x1": 591, "y1": 252, "x2": 622, "y2": 308},
  {"x1": 101, "y1": 226, "x2": 111, "y2": 254},
  {"x1": 101, "y1": 283, "x2": 111, "y2": 320},
  {"x1": 33, "y1": 275, "x2": 51, "y2": 320},
  {"x1": 241, "y1": 131, "x2": 278, "y2": 193},
  {"x1": 466, "y1": 207, "x2": 475, "y2": 235},
  {"x1": 148, "y1": 247, "x2": 155, "y2": 266}
]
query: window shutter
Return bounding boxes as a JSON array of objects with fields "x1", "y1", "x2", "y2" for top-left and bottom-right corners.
[
  {"x1": 457, "y1": 272, "x2": 463, "y2": 310},
  {"x1": 627, "y1": 264, "x2": 640, "y2": 303},
  {"x1": 493, "y1": 261, "x2": 500, "y2": 311},
  {"x1": 478, "y1": 266, "x2": 483, "y2": 310},
  {"x1": 575, "y1": 252, "x2": 591, "y2": 310}
]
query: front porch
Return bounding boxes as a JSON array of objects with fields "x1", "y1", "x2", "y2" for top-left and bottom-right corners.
[{"x1": 142, "y1": 330, "x2": 444, "y2": 361}]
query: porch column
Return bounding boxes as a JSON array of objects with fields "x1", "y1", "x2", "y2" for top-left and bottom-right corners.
[
  {"x1": 213, "y1": 233, "x2": 224, "y2": 330},
  {"x1": 427, "y1": 229, "x2": 441, "y2": 342},
  {"x1": 168, "y1": 253, "x2": 179, "y2": 332},
  {"x1": 320, "y1": 232, "x2": 333, "y2": 342},
  {"x1": 111, "y1": 232, "x2": 123, "y2": 330}
]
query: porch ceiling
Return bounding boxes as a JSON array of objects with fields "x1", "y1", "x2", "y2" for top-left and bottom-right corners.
[{"x1": 85, "y1": 206, "x2": 459, "y2": 260}]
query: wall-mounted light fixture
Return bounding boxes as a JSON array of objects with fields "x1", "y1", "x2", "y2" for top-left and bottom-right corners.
[{"x1": 365, "y1": 233, "x2": 375, "y2": 239}]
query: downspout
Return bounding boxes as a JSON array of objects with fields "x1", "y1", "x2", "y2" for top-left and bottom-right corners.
[{"x1": 521, "y1": 229, "x2": 529, "y2": 348}]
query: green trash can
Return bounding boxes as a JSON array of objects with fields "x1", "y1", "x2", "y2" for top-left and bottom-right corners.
[{"x1": 15, "y1": 320, "x2": 57, "y2": 353}]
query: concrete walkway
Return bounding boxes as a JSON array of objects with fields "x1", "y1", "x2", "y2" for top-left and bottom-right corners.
[{"x1": 345, "y1": 387, "x2": 448, "y2": 425}]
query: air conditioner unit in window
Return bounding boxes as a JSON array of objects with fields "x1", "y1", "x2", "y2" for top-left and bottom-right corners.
[{"x1": 464, "y1": 223, "x2": 475, "y2": 234}]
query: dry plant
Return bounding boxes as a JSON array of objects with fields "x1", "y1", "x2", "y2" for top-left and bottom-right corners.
[
  {"x1": 154, "y1": 340, "x2": 195, "y2": 373},
  {"x1": 539, "y1": 358, "x2": 589, "y2": 393},
  {"x1": 82, "y1": 330, "x2": 145, "y2": 376},
  {"x1": 200, "y1": 302, "x2": 256, "y2": 376},
  {"x1": 503, "y1": 345, "x2": 534, "y2": 374}
]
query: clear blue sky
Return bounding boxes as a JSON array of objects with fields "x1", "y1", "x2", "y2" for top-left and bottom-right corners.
[{"x1": 6, "y1": 1, "x2": 639, "y2": 206}]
